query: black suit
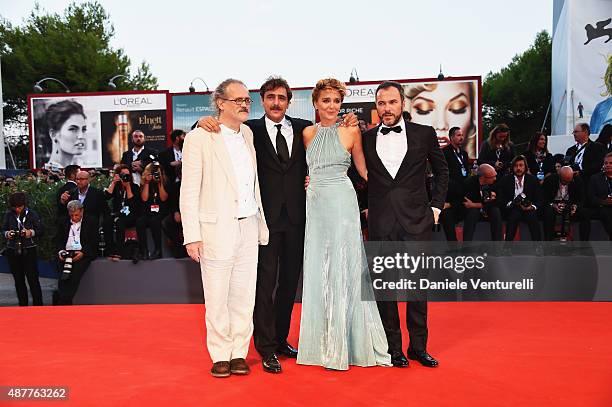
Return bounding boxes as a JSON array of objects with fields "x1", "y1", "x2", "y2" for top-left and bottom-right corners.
[
  {"x1": 524, "y1": 151, "x2": 555, "y2": 179},
  {"x1": 65, "y1": 186, "x2": 109, "y2": 225},
  {"x1": 440, "y1": 145, "x2": 469, "y2": 240},
  {"x1": 120, "y1": 147, "x2": 158, "y2": 181},
  {"x1": 498, "y1": 173, "x2": 542, "y2": 241},
  {"x1": 565, "y1": 141, "x2": 606, "y2": 185},
  {"x1": 363, "y1": 119, "x2": 448, "y2": 354},
  {"x1": 55, "y1": 217, "x2": 99, "y2": 305},
  {"x1": 542, "y1": 174, "x2": 590, "y2": 240},
  {"x1": 588, "y1": 172, "x2": 612, "y2": 239},
  {"x1": 56, "y1": 181, "x2": 78, "y2": 223},
  {"x1": 462, "y1": 176, "x2": 503, "y2": 241},
  {"x1": 158, "y1": 147, "x2": 180, "y2": 185},
  {"x1": 247, "y1": 115, "x2": 311, "y2": 358}
]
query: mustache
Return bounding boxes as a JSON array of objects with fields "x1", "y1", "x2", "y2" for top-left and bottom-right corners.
[{"x1": 239, "y1": 108, "x2": 249, "y2": 113}]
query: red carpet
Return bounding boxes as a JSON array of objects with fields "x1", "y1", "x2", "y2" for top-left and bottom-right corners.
[{"x1": 1, "y1": 303, "x2": 611, "y2": 406}]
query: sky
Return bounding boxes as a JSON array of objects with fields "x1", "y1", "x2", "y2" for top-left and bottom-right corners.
[{"x1": 0, "y1": 0, "x2": 553, "y2": 92}]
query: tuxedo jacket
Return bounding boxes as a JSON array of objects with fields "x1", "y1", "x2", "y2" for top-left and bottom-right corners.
[
  {"x1": 55, "y1": 217, "x2": 99, "y2": 261},
  {"x1": 158, "y1": 147, "x2": 179, "y2": 184},
  {"x1": 362, "y1": 119, "x2": 449, "y2": 238},
  {"x1": 541, "y1": 174, "x2": 586, "y2": 207},
  {"x1": 565, "y1": 141, "x2": 606, "y2": 181},
  {"x1": 120, "y1": 147, "x2": 158, "y2": 170},
  {"x1": 442, "y1": 145, "x2": 469, "y2": 204},
  {"x1": 245, "y1": 115, "x2": 312, "y2": 227},
  {"x1": 497, "y1": 173, "x2": 542, "y2": 209}
]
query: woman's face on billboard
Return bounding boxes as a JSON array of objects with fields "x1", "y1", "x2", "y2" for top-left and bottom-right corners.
[
  {"x1": 52, "y1": 114, "x2": 87, "y2": 156},
  {"x1": 408, "y1": 83, "x2": 472, "y2": 143}
]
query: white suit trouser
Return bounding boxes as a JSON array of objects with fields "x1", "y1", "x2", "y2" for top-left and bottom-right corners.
[{"x1": 200, "y1": 215, "x2": 259, "y2": 362}]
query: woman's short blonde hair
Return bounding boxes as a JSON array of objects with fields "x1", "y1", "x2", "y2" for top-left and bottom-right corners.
[{"x1": 312, "y1": 78, "x2": 346, "y2": 105}]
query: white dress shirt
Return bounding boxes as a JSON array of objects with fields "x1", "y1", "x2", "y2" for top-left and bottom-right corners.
[
  {"x1": 265, "y1": 116, "x2": 293, "y2": 157},
  {"x1": 574, "y1": 141, "x2": 588, "y2": 170},
  {"x1": 132, "y1": 147, "x2": 144, "y2": 185},
  {"x1": 65, "y1": 220, "x2": 83, "y2": 251},
  {"x1": 220, "y1": 125, "x2": 258, "y2": 218},
  {"x1": 173, "y1": 147, "x2": 182, "y2": 162},
  {"x1": 78, "y1": 186, "x2": 89, "y2": 204},
  {"x1": 376, "y1": 119, "x2": 407, "y2": 179},
  {"x1": 514, "y1": 175, "x2": 525, "y2": 198}
]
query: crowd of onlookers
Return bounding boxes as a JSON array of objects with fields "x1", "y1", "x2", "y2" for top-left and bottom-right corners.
[{"x1": 2, "y1": 123, "x2": 612, "y2": 307}]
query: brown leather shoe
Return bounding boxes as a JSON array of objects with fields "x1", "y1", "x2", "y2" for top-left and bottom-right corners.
[
  {"x1": 211, "y1": 361, "x2": 231, "y2": 378},
  {"x1": 230, "y1": 358, "x2": 250, "y2": 375}
]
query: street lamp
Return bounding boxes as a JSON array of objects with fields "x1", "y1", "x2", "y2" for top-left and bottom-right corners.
[
  {"x1": 108, "y1": 74, "x2": 130, "y2": 90},
  {"x1": 437, "y1": 65, "x2": 445, "y2": 81},
  {"x1": 189, "y1": 77, "x2": 210, "y2": 92},
  {"x1": 349, "y1": 68, "x2": 359, "y2": 84},
  {"x1": 33, "y1": 77, "x2": 70, "y2": 93}
]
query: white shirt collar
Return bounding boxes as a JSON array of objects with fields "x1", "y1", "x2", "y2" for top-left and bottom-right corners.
[
  {"x1": 265, "y1": 115, "x2": 290, "y2": 132},
  {"x1": 220, "y1": 124, "x2": 242, "y2": 136},
  {"x1": 379, "y1": 118, "x2": 406, "y2": 133}
]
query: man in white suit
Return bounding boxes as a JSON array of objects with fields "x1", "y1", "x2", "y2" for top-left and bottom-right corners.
[{"x1": 180, "y1": 78, "x2": 269, "y2": 378}]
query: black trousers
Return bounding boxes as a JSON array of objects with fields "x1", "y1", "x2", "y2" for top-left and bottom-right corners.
[
  {"x1": 6, "y1": 247, "x2": 42, "y2": 306},
  {"x1": 161, "y1": 214, "x2": 186, "y2": 258},
  {"x1": 57, "y1": 258, "x2": 92, "y2": 305},
  {"x1": 136, "y1": 213, "x2": 163, "y2": 254},
  {"x1": 253, "y1": 206, "x2": 305, "y2": 357},
  {"x1": 504, "y1": 207, "x2": 542, "y2": 241},
  {"x1": 373, "y1": 222, "x2": 430, "y2": 354},
  {"x1": 543, "y1": 206, "x2": 590, "y2": 241},
  {"x1": 594, "y1": 206, "x2": 612, "y2": 240},
  {"x1": 111, "y1": 214, "x2": 138, "y2": 256},
  {"x1": 440, "y1": 205, "x2": 465, "y2": 241},
  {"x1": 463, "y1": 206, "x2": 503, "y2": 241}
]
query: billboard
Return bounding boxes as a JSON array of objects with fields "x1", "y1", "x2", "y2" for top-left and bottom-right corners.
[
  {"x1": 343, "y1": 77, "x2": 481, "y2": 159},
  {"x1": 28, "y1": 91, "x2": 169, "y2": 169},
  {"x1": 170, "y1": 88, "x2": 316, "y2": 132},
  {"x1": 552, "y1": 0, "x2": 612, "y2": 136}
]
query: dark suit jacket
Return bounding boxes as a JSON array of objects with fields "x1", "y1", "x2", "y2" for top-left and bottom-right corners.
[
  {"x1": 65, "y1": 186, "x2": 109, "y2": 224},
  {"x1": 498, "y1": 173, "x2": 542, "y2": 210},
  {"x1": 463, "y1": 175, "x2": 498, "y2": 204},
  {"x1": 158, "y1": 147, "x2": 179, "y2": 184},
  {"x1": 442, "y1": 145, "x2": 469, "y2": 204},
  {"x1": 245, "y1": 115, "x2": 311, "y2": 227},
  {"x1": 56, "y1": 180, "x2": 78, "y2": 221},
  {"x1": 477, "y1": 142, "x2": 516, "y2": 176},
  {"x1": 55, "y1": 217, "x2": 99, "y2": 261},
  {"x1": 363, "y1": 119, "x2": 449, "y2": 238},
  {"x1": 542, "y1": 174, "x2": 585, "y2": 207},
  {"x1": 565, "y1": 141, "x2": 606, "y2": 182},
  {"x1": 120, "y1": 147, "x2": 158, "y2": 172},
  {"x1": 524, "y1": 151, "x2": 555, "y2": 177},
  {"x1": 588, "y1": 172, "x2": 612, "y2": 207}
]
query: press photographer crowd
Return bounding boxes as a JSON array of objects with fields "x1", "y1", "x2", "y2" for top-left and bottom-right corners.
[{"x1": 1, "y1": 123, "x2": 612, "y2": 307}]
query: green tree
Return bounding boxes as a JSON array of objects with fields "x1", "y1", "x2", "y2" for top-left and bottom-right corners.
[
  {"x1": 482, "y1": 30, "x2": 551, "y2": 152},
  {"x1": 0, "y1": 1, "x2": 158, "y2": 126}
]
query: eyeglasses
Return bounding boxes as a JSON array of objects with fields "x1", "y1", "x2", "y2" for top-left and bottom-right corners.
[
  {"x1": 572, "y1": 130, "x2": 583, "y2": 134},
  {"x1": 221, "y1": 97, "x2": 252, "y2": 106}
]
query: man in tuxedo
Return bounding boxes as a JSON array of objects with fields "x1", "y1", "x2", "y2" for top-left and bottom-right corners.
[
  {"x1": 440, "y1": 127, "x2": 469, "y2": 241},
  {"x1": 566, "y1": 123, "x2": 606, "y2": 188},
  {"x1": 498, "y1": 155, "x2": 542, "y2": 241},
  {"x1": 55, "y1": 200, "x2": 99, "y2": 305},
  {"x1": 462, "y1": 164, "x2": 503, "y2": 241},
  {"x1": 120, "y1": 130, "x2": 158, "y2": 185},
  {"x1": 362, "y1": 81, "x2": 448, "y2": 368},
  {"x1": 56, "y1": 165, "x2": 80, "y2": 223},
  {"x1": 158, "y1": 129, "x2": 185, "y2": 186}
]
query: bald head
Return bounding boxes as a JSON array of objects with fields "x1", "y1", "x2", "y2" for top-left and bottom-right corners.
[
  {"x1": 76, "y1": 170, "x2": 90, "y2": 192},
  {"x1": 477, "y1": 164, "x2": 497, "y2": 185},
  {"x1": 559, "y1": 166, "x2": 574, "y2": 184}
]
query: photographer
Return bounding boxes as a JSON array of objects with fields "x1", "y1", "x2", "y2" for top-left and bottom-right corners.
[
  {"x1": 440, "y1": 127, "x2": 469, "y2": 241},
  {"x1": 158, "y1": 129, "x2": 185, "y2": 185},
  {"x1": 105, "y1": 164, "x2": 141, "y2": 260},
  {"x1": 462, "y1": 164, "x2": 503, "y2": 241},
  {"x1": 137, "y1": 161, "x2": 168, "y2": 260},
  {"x1": 120, "y1": 130, "x2": 158, "y2": 186},
  {"x1": 588, "y1": 152, "x2": 612, "y2": 240},
  {"x1": 56, "y1": 164, "x2": 80, "y2": 223},
  {"x1": 55, "y1": 200, "x2": 98, "y2": 305},
  {"x1": 1, "y1": 192, "x2": 43, "y2": 306},
  {"x1": 477, "y1": 124, "x2": 516, "y2": 176},
  {"x1": 498, "y1": 155, "x2": 542, "y2": 241},
  {"x1": 542, "y1": 166, "x2": 590, "y2": 241},
  {"x1": 565, "y1": 123, "x2": 606, "y2": 187},
  {"x1": 161, "y1": 166, "x2": 186, "y2": 258}
]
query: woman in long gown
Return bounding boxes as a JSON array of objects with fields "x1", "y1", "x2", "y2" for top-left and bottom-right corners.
[{"x1": 297, "y1": 78, "x2": 391, "y2": 370}]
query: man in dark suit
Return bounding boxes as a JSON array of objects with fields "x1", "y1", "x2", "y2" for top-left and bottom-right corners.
[
  {"x1": 158, "y1": 129, "x2": 185, "y2": 186},
  {"x1": 362, "y1": 81, "x2": 448, "y2": 368},
  {"x1": 56, "y1": 164, "x2": 80, "y2": 223},
  {"x1": 566, "y1": 123, "x2": 606, "y2": 187},
  {"x1": 498, "y1": 155, "x2": 542, "y2": 241},
  {"x1": 542, "y1": 166, "x2": 589, "y2": 240},
  {"x1": 120, "y1": 130, "x2": 158, "y2": 186},
  {"x1": 462, "y1": 164, "x2": 503, "y2": 241},
  {"x1": 440, "y1": 127, "x2": 469, "y2": 240},
  {"x1": 588, "y1": 153, "x2": 612, "y2": 240},
  {"x1": 55, "y1": 200, "x2": 99, "y2": 305}
]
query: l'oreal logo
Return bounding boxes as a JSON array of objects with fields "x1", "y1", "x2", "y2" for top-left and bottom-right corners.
[{"x1": 114, "y1": 97, "x2": 153, "y2": 106}]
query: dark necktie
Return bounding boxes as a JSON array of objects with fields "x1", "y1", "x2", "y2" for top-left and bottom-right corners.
[
  {"x1": 275, "y1": 124, "x2": 290, "y2": 165},
  {"x1": 381, "y1": 125, "x2": 402, "y2": 135}
]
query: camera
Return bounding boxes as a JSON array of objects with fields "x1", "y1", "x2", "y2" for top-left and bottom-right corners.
[
  {"x1": 7, "y1": 229, "x2": 26, "y2": 255},
  {"x1": 58, "y1": 250, "x2": 74, "y2": 281},
  {"x1": 512, "y1": 193, "x2": 532, "y2": 208},
  {"x1": 481, "y1": 185, "x2": 493, "y2": 203},
  {"x1": 120, "y1": 173, "x2": 131, "y2": 182},
  {"x1": 151, "y1": 161, "x2": 161, "y2": 181},
  {"x1": 7, "y1": 229, "x2": 26, "y2": 239}
]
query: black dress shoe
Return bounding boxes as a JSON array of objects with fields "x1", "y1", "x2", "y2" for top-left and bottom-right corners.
[
  {"x1": 276, "y1": 342, "x2": 298, "y2": 358},
  {"x1": 390, "y1": 351, "x2": 409, "y2": 367},
  {"x1": 262, "y1": 353, "x2": 282, "y2": 373},
  {"x1": 407, "y1": 350, "x2": 439, "y2": 368},
  {"x1": 149, "y1": 250, "x2": 162, "y2": 260}
]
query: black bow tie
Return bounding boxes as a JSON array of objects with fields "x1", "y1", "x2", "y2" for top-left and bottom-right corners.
[{"x1": 381, "y1": 126, "x2": 402, "y2": 135}]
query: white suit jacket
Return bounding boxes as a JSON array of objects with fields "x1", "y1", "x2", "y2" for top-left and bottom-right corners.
[{"x1": 180, "y1": 125, "x2": 269, "y2": 260}]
